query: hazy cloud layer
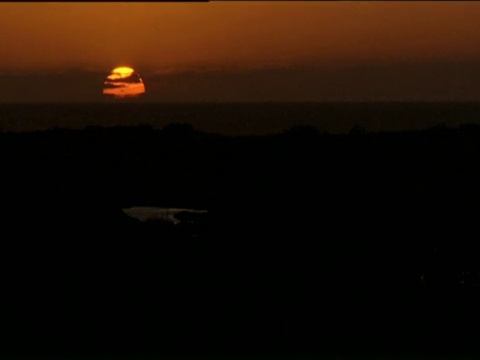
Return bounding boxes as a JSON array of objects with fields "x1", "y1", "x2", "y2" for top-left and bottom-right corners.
[{"x1": 1, "y1": 61, "x2": 480, "y2": 102}]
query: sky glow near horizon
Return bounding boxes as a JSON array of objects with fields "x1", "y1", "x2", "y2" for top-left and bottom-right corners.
[{"x1": 1, "y1": 2, "x2": 480, "y2": 102}]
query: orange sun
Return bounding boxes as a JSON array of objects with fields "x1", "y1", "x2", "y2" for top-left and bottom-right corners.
[
  {"x1": 107, "y1": 66, "x2": 135, "y2": 80},
  {"x1": 103, "y1": 66, "x2": 146, "y2": 98}
]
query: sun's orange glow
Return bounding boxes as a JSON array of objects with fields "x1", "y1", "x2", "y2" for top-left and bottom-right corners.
[{"x1": 103, "y1": 66, "x2": 146, "y2": 98}]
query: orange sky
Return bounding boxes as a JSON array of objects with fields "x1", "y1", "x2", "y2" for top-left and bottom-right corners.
[
  {"x1": 1, "y1": 2, "x2": 480, "y2": 102},
  {"x1": 1, "y1": 2, "x2": 480, "y2": 72}
]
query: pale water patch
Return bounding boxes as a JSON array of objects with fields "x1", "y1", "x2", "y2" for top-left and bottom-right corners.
[{"x1": 123, "y1": 207, "x2": 207, "y2": 225}]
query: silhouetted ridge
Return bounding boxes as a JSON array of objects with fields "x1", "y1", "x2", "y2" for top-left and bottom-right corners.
[{"x1": 1, "y1": 123, "x2": 480, "y2": 356}]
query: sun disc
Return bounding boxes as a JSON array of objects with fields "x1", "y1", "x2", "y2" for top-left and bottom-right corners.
[
  {"x1": 109, "y1": 66, "x2": 135, "y2": 79},
  {"x1": 103, "y1": 66, "x2": 146, "y2": 98}
]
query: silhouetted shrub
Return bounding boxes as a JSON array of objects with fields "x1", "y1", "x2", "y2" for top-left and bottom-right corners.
[
  {"x1": 281, "y1": 124, "x2": 321, "y2": 140},
  {"x1": 459, "y1": 123, "x2": 480, "y2": 132},
  {"x1": 162, "y1": 122, "x2": 196, "y2": 136},
  {"x1": 349, "y1": 123, "x2": 367, "y2": 135}
]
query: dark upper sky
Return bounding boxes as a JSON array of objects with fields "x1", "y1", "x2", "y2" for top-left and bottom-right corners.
[{"x1": 1, "y1": 2, "x2": 480, "y2": 102}]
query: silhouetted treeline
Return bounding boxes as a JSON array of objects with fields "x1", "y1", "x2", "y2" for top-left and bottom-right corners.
[{"x1": 1, "y1": 122, "x2": 480, "y2": 357}]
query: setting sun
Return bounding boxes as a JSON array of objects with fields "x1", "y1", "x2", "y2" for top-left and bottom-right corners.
[
  {"x1": 103, "y1": 66, "x2": 146, "y2": 98},
  {"x1": 107, "y1": 66, "x2": 135, "y2": 80}
]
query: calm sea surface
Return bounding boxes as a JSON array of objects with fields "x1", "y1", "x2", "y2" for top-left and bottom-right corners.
[{"x1": 1, "y1": 102, "x2": 480, "y2": 135}]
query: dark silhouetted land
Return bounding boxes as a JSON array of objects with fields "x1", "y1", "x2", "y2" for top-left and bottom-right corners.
[{"x1": 1, "y1": 110, "x2": 480, "y2": 358}]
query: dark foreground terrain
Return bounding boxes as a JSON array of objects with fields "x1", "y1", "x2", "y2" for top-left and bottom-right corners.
[{"x1": 1, "y1": 123, "x2": 480, "y2": 357}]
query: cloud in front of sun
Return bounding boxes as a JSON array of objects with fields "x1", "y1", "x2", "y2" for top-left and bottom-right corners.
[{"x1": 103, "y1": 66, "x2": 146, "y2": 98}]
